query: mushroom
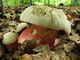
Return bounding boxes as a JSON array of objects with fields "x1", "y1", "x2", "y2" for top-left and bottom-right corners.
[
  {"x1": 18, "y1": 5, "x2": 71, "y2": 49},
  {"x1": 3, "y1": 32, "x2": 18, "y2": 51},
  {"x1": 16, "y1": 22, "x2": 28, "y2": 33}
]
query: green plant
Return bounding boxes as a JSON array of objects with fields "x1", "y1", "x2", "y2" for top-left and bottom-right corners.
[{"x1": 3, "y1": 0, "x2": 80, "y2": 7}]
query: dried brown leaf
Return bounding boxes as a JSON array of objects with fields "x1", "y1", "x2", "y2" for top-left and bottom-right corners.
[
  {"x1": 68, "y1": 30, "x2": 80, "y2": 44},
  {"x1": 77, "y1": 24, "x2": 80, "y2": 30}
]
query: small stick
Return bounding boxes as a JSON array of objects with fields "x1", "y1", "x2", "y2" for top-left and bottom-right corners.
[
  {"x1": 0, "y1": 0, "x2": 5, "y2": 15},
  {"x1": 30, "y1": 0, "x2": 33, "y2": 6},
  {"x1": 48, "y1": 0, "x2": 50, "y2": 6}
]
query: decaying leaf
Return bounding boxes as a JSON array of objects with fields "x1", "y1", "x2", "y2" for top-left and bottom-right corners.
[
  {"x1": 20, "y1": 51, "x2": 50, "y2": 60},
  {"x1": 0, "y1": 18, "x2": 5, "y2": 26},
  {"x1": 68, "y1": 30, "x2": 80, "y2": 44},
  {"x1": 8, "y1": 21, "x2": 17, "y2": 26},
  {"x1": 77, "y1": 24, "x2": 80, "y2": 30},
  {"x1": 0, "y1": 32, "x2": 3, "y2": 39},
  {"x1": 20, "y1": 54, "x2": 32, "y2": 60},
  {"x1": 33, "y1": 45, "x2": 50, "y2": 53}
]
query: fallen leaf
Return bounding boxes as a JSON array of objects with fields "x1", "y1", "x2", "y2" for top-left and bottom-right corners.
[
  {"x1": 68, "y1": 30, "x2": 80, "y2": 44},
  {"x1": 77, "y1": 24, "x2": 80, "y2": 30},
  {"x1": 20, "y1": 54, "x2": 32, "y2": 60}
]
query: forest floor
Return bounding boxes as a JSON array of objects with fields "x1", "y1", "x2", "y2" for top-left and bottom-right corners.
[{"x1": 0, "y1": 5, "x2": 80, "y2": 60}]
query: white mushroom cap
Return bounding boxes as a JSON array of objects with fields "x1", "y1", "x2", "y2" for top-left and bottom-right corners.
[
  {"x1": 20, "y1": 5, "x2": 71, "y2": 34},
  {"x1": 3, "y1": 32, "x2": 18, "y2": 45},
  {"x1": 16, "y1": 22, "x2": 28, "y2": 33}
]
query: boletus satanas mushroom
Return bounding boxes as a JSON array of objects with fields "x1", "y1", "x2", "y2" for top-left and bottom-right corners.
[
  {"x1": 2, "y1": 32, "x2": 18, "y2": 51},
  {"x1": 18, "y1": 5, "x2": 71, "y2": 49}
]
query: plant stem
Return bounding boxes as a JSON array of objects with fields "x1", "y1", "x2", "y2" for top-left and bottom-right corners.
[
  {"x1": 48, "y1": 0, "x2": 50, "y2": 6},
  {"x1": 0, "y1": 0, "x2": 5, "y2": 15},
  {"x1": 30, "y1": 0, "x2": 33, "y2": 5}
]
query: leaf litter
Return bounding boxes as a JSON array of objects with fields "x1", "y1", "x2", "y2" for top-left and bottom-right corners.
[{"x1": 0, "y1": 5, "x2": 80, "y2": 60}]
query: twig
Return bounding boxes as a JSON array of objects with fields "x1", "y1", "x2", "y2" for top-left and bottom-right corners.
[
  {"x1": 30, "y1": 0, "x2": 33, "y2": 6},
  {"x1": 48, "y1": 0, "x2": 50, "y2": 6},
  {"x1": 0, "y1": 0, "x2": 5, "y2": 15}
]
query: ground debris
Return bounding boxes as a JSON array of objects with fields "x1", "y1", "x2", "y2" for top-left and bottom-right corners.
[
  {"x1": 0, "y1": 6, "x2": 80, "y2": 60},
  {"x1": 68, "y1": 30, "x2": 80, "y2": 44}
]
